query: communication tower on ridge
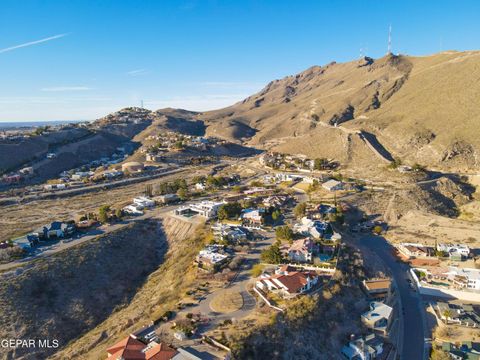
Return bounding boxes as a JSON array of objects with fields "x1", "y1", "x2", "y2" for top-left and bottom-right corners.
[{"x1": 387, "y1": 25, "x2": 392, "y2": 54}]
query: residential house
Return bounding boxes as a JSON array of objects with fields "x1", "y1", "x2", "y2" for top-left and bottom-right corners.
[
  {"x1": 263, "y1": 195, "x2": 289, "y2": 208},
  {"x1": 212, "y1": 223, "x2": 248, "y2": 244},
  {"x1": 397, "y1": 243, "x2": 435, "y2": 259},
  {"x1": 196, "y1": 245, "x2": 230, "y2": 271},
  {"x1": 145, "y1": 153, "x2": 164, "y2": 162},
  {"x1": 436, "y1": 302, "x2": 480, "y2": 328},
  {"x1": 155, "y1": 194, "x2": 179, "y2": 204},
  {"x1": 448, "y1": 267, "x2": 480, "y2": 291},
  {"x1": 175, "y1": 201, "x2": 224, "y2": 219},
  {"x1": 282, "y1": 238, "x2": 314, "y2": 263},
  {"x1": 362, "y1": 279, "x2": 392, "y2": 300},
  {"x1": 275, "y1": 173, "x2": 303, "y2": 182},
  {"x1": 133, "y1": 196, "x2": 155, "y2": 209},
  {"x1": 322, "y1": 179, "x2": 344, "y2": 191},
  {"x1": 71, "y1": 171, "x2": 93, "y2": 180},
  {"x1": 31, "y1": 221, "x2": 75, "y2": 240},
  {"x1": 361, "y1": 302, "x2": 393, "y2": 334},
  {"x1": 123, "y1": 205, "x2": 144, "y2": 216},
  {"x1": 294, "y1": 217, "x2": 334, "y2": 240},
  {"x1": 256, "y1": 269, "x2": 319, "y2": 298},
  {"x1": 106, "y1": 335, "x2": 177, "y2": 360},
  {"x1": 437, "y1": 243, "x2": 471, "y2": 259},
  {"x1": 441, "y1": 342, "x2": 480, "y2": 360},
  {"x1": 341, "y1": 333, "x2": 384, "y2": 360},
  {"x1": 241, "y1": 208, "x2": 265, "y2": 226}
]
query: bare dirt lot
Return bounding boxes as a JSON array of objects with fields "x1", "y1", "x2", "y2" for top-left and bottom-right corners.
[
  {"x1": 0, "y1": 167, "x2": 207, "y2": 241},
  {"x1": 387, "y1": 210, "x2": 480, "y2": 251}
]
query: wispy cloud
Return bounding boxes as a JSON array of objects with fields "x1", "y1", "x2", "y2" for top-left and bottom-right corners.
[
  {"x1": 0, "y1": 95, "x2": 109, "y2": 104},
  {"x1": 0, "y1": 33, "x2": 68, "y2": 54},
  {"x1": 127, "y1": 68, "x2": 148, "y2": 76},
  {"x1": 41, "y1": 86, "x2": 91, "y2": 92}
]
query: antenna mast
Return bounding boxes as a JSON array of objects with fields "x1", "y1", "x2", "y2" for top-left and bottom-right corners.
[{"x1": 387, "y1": 25, "x2": 392, "y2": 54}]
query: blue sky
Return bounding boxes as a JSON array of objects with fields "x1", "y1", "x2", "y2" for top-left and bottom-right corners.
[{"x1": 1, "y1": 0, "x2": 479, "y2": 121}]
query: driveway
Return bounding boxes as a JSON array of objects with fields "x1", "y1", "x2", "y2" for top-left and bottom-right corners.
[{"x1": 189, "y1": 229, "x2": 276, "y2": 329}]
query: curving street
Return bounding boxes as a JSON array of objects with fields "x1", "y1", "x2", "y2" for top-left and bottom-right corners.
[{"x1": 355, "y1": 234, "x2": 426, "y2": 360}]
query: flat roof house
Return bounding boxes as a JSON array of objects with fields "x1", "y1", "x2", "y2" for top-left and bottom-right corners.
[
  {"x1": 362, "y1": 279, "x2": 392, "y2": 300},
  {"x1": 322, "y1": 179, "x2": 344, "y2": 192},
  {"x1": 361, "y1": 301, "x2": 393, "y2": 335},
  {"x1": 448, "y1": 267, "x2": 480, "y2": 291},
  {"x1": 175, "y1": 201, "x2": 224, "y2": 219}
]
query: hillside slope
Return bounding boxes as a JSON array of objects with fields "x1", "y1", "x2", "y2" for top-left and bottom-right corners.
[
  {"x1": 49, "y1": 215, "x2": 204, "y2": 360},
  {"x1": 0, "y1": 219, "x2": 168, "y2": 360},
  {"x1": 196, "y1": 51, "x2": 480, "y2": 171}
]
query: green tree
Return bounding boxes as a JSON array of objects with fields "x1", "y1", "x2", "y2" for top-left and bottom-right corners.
[
  {"x1": 373, "y1": 225, "x2": 383, "y2": 235},
  {"x1": 307, "y1": 180, "x2": 320, "y2": 193},
  {"x1": 275, "y1": 225, "x2": 293, "y2": 241},
  {"x1": 261, "y1": 243, "x2": 283, "y2": 264},
  {"x1": 294, "y1": 202, "x2": 307, "y2": 219},
  {"x1": 271, "y1": 209, "x2": 281, "y2": 222},
  {"x1": 313, "y1": 158, "x2": 328, "y2": 170},
  {"x1": 98, "y1": 205, "x2": 111, "y2": 223},
  {"x1": 217, "y1": 202, "x2": 242, "y2": 220},
  {"x1": 191, "y1": 175, "x2": 206, "y2": 184},
  {"x1": 177, "y1": 188, "x2": 189, "y2": 200}
]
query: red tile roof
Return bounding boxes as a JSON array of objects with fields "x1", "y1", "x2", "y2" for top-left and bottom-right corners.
[
  {"x1": 274, "y1": 271, "x2": 317, "y2": 294},
  {"x1": 107, "y1": 336, "x2": 146, "y2": 360},
  {"x1": 106, "y1": 336, "x2": 177, "y2": 360},
  {"x1": 144, "y1": 343, "x2": 178, "y2": 360}
]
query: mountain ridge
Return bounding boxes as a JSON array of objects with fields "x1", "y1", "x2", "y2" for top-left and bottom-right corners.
[{"x1": 167, "y1": 50, "x2": 480, "y2": 171}]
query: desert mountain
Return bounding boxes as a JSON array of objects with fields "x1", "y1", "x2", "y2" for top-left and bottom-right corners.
[{"x1": 181, "y1": 50, "x2": 480, "y2": 171}]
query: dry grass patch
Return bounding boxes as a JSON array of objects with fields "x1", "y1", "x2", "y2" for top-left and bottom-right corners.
[{"x1": 210, "y1": 290, "x2": 244, "y2": 313}]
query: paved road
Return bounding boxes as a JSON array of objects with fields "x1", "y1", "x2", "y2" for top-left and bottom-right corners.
[
  {"x1": 355, "y1": 235, "x2": 426, "y2": 360},
  {"x1": 0, "y1": 205, "x2": 176, "y2": 272},
  {"x1": 187, "y1": 230, "x2": 276, "y2": 329}
]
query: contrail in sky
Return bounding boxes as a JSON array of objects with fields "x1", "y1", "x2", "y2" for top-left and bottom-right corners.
[{"x1": 0, "y1": 33, "x2": 68, "y2": 54}]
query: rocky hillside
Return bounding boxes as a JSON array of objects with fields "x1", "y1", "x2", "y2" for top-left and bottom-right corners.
[
  {"x1": 50, "y1": 215, "x2": 205, "y2": 360},
  {"x1": 193, "y1": 51, "x2": 480, "y2": 171},
  {"x1": 0, "y1": 219, "x2": 168, "y2": 360}
]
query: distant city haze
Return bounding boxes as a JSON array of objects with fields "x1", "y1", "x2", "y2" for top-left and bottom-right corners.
[{"x1": 1, "y1": 0, "x2": 479, "y2": 121}]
